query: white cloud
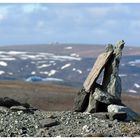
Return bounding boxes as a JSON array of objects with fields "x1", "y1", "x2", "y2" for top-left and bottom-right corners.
[
  {"x1": 37, "y1": 20, "x2": 45, "y2": 28},
  {"x1": 130, "y1": 20, "x2": 140, "y2": 29},
  {"x1": 0, "y1": 6, "x2": 9, "y2": 21},
  {"x1": 85, "y1": 7, "x2": 110, "y2": 18},
  {"x1": 22, "y1": 4, "x2": 48, "y2": 14},
  {"x1": 0, "y1": 14, "x2": 4, "y2": 20}
]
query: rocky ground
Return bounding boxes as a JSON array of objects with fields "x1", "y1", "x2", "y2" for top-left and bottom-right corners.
[{"x1": 0, "y1": 106, "x2": 140, "y2": 137}]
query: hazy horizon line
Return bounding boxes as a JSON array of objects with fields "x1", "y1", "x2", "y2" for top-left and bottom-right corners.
[{"x1": 0, "y1": 42, "x2": 140, "y2": 48}]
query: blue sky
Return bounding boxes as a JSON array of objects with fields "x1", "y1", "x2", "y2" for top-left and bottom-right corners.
[{"x1": 0, "y1": 3, "x2": 140, "y2": 46}]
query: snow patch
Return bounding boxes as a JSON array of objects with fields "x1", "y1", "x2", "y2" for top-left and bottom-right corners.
[
  {"x1": 0, "y1": 61, "x2": 7, "y2": 67},
  {"x1": 48, "y1": 70, "x2": 57, "y2": 76},
  {"x1": 8, "y1": 72, "x2": 13, "y2": 75},
  {"x1": 31, "y1": 71, "x2": 36, "y2": 75},
  {"x1": 0, "y1": 71, "x2": 5, "y2": 75},
  {"x1": 129, "y1": 59, "x2": 140, "y2": 64},
  {"x1": 26, "y1": 76, "x2": 63, "y2": 82},
  {"x1": 61, "y1": 63, "x2": 71, "y2": 70},
  {"x1": 38, "y1": 64, "x2": 51, "y2": 69},
  {"x1": 134, "y1": 83, "x2": 140, "y2": 88},
  {"x1": 49, "y1": 61, "x2": 55, "y2": 64},
  {"x1": 128, "y1": 90, "x2": 137, "y2": 93},
  {"x1": 43, "y1": 78, "x2": 64, "y2": 82},
  {"x1": 130, "y1": 63, "x2": 135, "y2": 66},
  {"x1": 65, "y1": 46, "x2": 72, "y2": 50},
  {"x1": 51, "y1": 55, "x2": 81, "y2": 61},
  {"x1": 119, "y1": 74, "x2": 127, "y2": 77},
  {"x1": 72, "y1": 68, "x2": 76, "y2": 71},
  {"x1": 77, "y1": 69, "x2": 82, "y2": 74},
  {"x1": 87, "y1": 68, "x2": 92, "y2": 72},
  {"x1": 72, "y1": 68, "x2": 82, "y2": 74},
  {"x1": 40, "y1": 71, "x2": 49, "y2": 75},
  {"x1": 8, "y1": 51, "x2": 27, "y2": 55},
  {"x1": 0, "y1": 57, "x2": 16, "y2": 61},
  {"x1": 121, "y1": 64, "x2": 125, "y2": 66},
  {"x1": 70, "y1": 53, "x2": 79, "y2": 57},
  {"x1": 37, "y1": 61, "x2": 47, "y2": 64}
]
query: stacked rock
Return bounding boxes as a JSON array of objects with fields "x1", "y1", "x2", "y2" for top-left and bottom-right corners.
[{"x1": 74, "y1": 40, "x2": 139, "y2": 121}]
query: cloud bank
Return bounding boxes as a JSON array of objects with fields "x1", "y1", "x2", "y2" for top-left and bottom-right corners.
[{"x1": 0, "y1": 3, "x2": 140, "y2": 46}]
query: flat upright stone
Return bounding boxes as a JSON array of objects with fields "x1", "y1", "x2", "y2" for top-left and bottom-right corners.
[
  {"x1": 83, "y1": 50, "x2": 113, "y2": 92},
  {"x1": 107, "y1": 104, "x2": 139, "y2": 121}
]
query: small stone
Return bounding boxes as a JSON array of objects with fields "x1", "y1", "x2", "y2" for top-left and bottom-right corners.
[
  {"x1": 10, "y1": 106, "x2": 27, "y2": 111},
  {"x1": 17, "y1": 111, "x2": 23, "y2": 115},
  {"x1": 55, "y1": 135, "x2": 61, "y2": 137},
  {"x1": 39, "y1": 119, "x2": 60, "y2": 128},
  {"x1": 65, "y1": 121, "x2": 69, "y2": 125},
  {"x1": 0, "y1": 106, "x2": 9, "y2": 113},
  {"x1": 15, "y1": 120, "x2": 18, "y2": 124},
  {"x1": 47, "y1": 114, "x2": 57, "y2": 119},
  {"x1": 108, "y1": 124, "x2": 112, "y2": 127},
  {"x1": 35, "y1": 125, "x2": 39, "y2": 129},
  {"x1": 20, "y1": 127, "x2": 27, "y2": 134},
  {"x1": 82, "y1": 125, "x2": 90, "y2": 133}
]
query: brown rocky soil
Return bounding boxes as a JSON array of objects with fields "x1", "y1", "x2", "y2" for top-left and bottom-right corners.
[{"x1": 0, "y1": 81, "x2": 139, "y2": 114}]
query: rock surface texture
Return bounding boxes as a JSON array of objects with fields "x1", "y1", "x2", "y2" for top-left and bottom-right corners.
[{"x1": 0, "y1": 110, "x2": 140, "y2": 137}]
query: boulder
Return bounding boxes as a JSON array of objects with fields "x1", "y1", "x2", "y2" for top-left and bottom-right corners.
[
  {"x1": 85, "y1": 85, "x2": 122, "y2": 113},
  {"x1": 107, "y1": 104, "x2": 139, "y2": 121},
  {"x1": 0, "y1": 97, "x2": 21, "y2": 108},
  {"x1": 93, "y1": 86, "x2": 121, "y2": 105}
]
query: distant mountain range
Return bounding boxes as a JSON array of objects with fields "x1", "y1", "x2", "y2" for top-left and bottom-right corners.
[{"x1": 0, "y1": 43, "x2": 140, "y2": 95}]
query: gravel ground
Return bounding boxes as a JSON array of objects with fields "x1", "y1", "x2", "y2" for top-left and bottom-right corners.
[{"x1": 0, "y1": 108, "x2": 140, "y2": 137}]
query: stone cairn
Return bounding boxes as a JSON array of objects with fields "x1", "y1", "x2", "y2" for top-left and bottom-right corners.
[{"x1": 74, "y1": 40, "x2": 139, "y2": 121}]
